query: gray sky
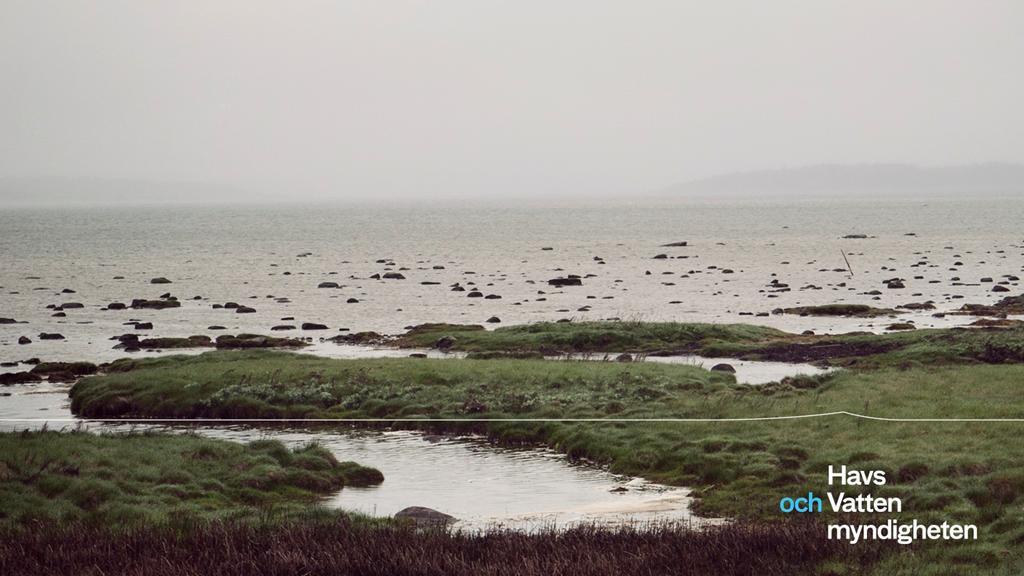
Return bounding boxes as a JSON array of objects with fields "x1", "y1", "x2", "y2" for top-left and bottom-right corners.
[{"x1": 1, "y1": 1, "x2": 1022, "y2": 201}]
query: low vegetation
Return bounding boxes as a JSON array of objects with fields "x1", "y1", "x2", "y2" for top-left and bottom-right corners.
[
  {"x1": 393, "y1": 320, "x2": 1024, "y2": 368},
  {"x1": 68, "y1": 349, "x2": 1024, "y2": 573},
  {"x1": 393, "y1": 321, "x2": 787, "y2": 354},
  {"x1": 0, "y1": 517, "x2": 889, "y2": 576},
  {"x1": 0, "y1": 430, "x2": 382, "y2": 528}
]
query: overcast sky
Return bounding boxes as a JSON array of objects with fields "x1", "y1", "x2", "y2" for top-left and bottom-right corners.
[{"x1": 1, "y1": 1, "x2": 1022, "y2": 201}]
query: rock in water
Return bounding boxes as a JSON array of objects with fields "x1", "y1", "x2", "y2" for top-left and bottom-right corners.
[
  {"x1": 886, "y1": 323, "x2": 916, "y2": 331},
  {"x1": 711, "y1": 363, "x2": 736, "y2": 373},
  {"x1": 435, "y1": 336, "x2": 456, "y2": 350},
  {"x1": 131, "y1": 299, "x2": 181, "y2": 310},
  {"x1": 150, "y1": 277, "x2": 172, "y2": 284},
  {"x1": 394, "y1": 506, "x2": 455, "y2": 527}
]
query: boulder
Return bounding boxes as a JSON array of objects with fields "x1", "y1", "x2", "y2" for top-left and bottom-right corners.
[
  {"x1": 38, "y1": 333, "x2": 65, "y2": 340},
  {"x1": 547, "y1": 277, "x2": 583, "y2": 287},
  {"x1": 130, "y1": 299, "x2": 181, "y2": 310},
  {"x1": 615, "y1": 353, "x2": 633, "y2": 363},
  {"x1": 150, "y1": 277, "x2": 172, "y2": 284},
  {"x1": 710, "y1": 363, "x2": 736, "y2": 373},
  {"x1": 31, "y1": 361, "x2": 97, "y2": 376},
  {"x1": 235, "y1": 306, "x2": 257, "y2": 314},
  {"x1": 394, "y1": 506, "x2": 455, "y2": 527},
  {"x1": 318, "y1": 282, "x2": 340, "y2": 289},
  {"x1": 435, "y1": 336, "x2": 457, "y2": 350},
  {"x1": 18, "y1": 336, "x2": 31, "y2": 345},
  {"x1": 382, "y1": 272, "x2": 406, "y2": 280},
  {"x1": 0, "y1": 371, "x2": 43, "y2": 385},
  {"x1": 301, "y1": 322, "x2": 328, "y2": 330},
  {"x1": 886, "y1": 323, "x2": 917, "y2": 331},
  {"x1": 485, "y1": 316, "x2": 501, "y2": 323}
]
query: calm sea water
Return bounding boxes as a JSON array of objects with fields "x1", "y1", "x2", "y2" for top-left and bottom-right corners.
[{"x1": 2, "y1": 197, "x2": 1023, "y2": 363}]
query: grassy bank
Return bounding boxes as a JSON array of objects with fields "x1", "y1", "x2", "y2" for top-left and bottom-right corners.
[
  {"x1": 0, "y1": 517, "x2": 886, "y2": 576},
  {"x1": 69, "y1": 349, "x2": 1024, "y2": 573},
  {"x1": 393, "y1": 321, "x2": 786, "y2": 354},
  {"x1": 393, "y1": 320, "x2": 1024, "y2": 368},
  {"x1": 0, "y1": 430, "x2": 382, "y2": 528}
]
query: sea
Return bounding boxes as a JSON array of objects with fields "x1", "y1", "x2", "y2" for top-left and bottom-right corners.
[{"x1": 2, "y1": 196, "x2": 1023, "y2": 365}]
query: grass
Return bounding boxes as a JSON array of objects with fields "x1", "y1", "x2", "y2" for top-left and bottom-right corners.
[
  {"x1": 0, "y1": 517, "x2": 890, "y2": 576},
  {"x1": 0, "y1": 430, "x2": 382, "y2": 528},
  {"x1": 394, "y1": 321, "x2": 787, "y2": 354},
  {"x1": 393, "y1": 320, "x2": 1024, "y2": 368},
  {"x1": 70, "y1": 350, "x2": 737, "y2": 420},
  {"x1": 712, "y1": 325, "x2": 1024, "y2": 367},
  {"x1": 68, "y1": 349, "x2": 1024, "y2": 573}
]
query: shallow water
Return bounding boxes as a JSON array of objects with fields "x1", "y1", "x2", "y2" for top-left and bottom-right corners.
[
  {"x1": 0, "y1": 383, "x2": 713, "y2": 530},
  {"x1": 2, "y1": 198, "x2": 1023, "y2": 364},
  {"x1": 300, "y1": 343, "x2": 830, "y2": 385}
]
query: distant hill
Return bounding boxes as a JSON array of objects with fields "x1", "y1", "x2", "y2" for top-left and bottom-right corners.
[{"x1": 661, "y1": 163, "x2": 1024, "y2": 199}]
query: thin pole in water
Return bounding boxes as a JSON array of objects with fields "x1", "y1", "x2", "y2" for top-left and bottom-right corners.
[{"x1": 841, "y1": 250, "x2": 854, "y2": 277}]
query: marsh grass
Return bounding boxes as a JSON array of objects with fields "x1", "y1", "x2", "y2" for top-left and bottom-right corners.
[
  {"x1": 392, "y1": 320, "x2": 1024, "y2": 368},
  {"x1": 68, "y1": 350, "x2": 1024, "y2": 572},
  {"x1": 0, "y1": 517, "x2": 890, "y2": 576},
  {"x1": 393, "y1": 321, "x2": 786, "y2": 354},
  {"x1": 0, "y1": 430, "x2": 381, "y2": 528}
]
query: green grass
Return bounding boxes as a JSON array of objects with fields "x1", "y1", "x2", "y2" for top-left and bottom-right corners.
[
  {"x1": 394, "y1": 321, "x2": 787, "y2": 354},
  {"x1": 71, "y1": 350, "x2": 737, "y2": 419},
  {"x1": 0, "y1": 430, "x2": 382, "y2": 528},
  {"x1": 394, "y1": 320, "x2": 1024, "y2": 369},
  {"x1": 714, "y1": 326, "x2": 1024, "y2": 367},
  {"x1": 68, "y1": 349, "x2": 1024, "y2": 573}
]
